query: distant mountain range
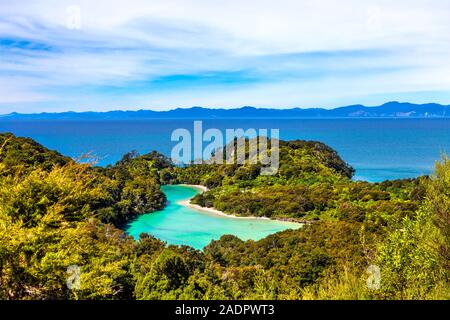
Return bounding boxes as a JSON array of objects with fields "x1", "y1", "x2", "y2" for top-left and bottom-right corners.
[{"x1": 1, "y1": 102, "x2": 449, "y2": 120}]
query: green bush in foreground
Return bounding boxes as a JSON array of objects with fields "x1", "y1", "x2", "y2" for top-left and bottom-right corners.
[{"x1": 0, "y1": 133, "x2": 448, "y2": 300}]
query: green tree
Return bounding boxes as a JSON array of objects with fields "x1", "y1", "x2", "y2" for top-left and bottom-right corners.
[
  {"x1": 135, "y1": 249, "x2": 191, "y2": 299},
  {"x1": 377, "y1": 157, "x2": 450, "y2": 299}
]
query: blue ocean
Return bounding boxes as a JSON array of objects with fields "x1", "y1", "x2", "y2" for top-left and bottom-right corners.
[{"x1": 1, "y1": 118, "x2": 449, "y2": 182}]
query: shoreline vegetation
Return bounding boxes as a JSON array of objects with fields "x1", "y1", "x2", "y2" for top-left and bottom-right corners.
[
  {"x1": 177, "y1": 184, "x2": 304, "y2": 224},
  {"x1": 0, "y1": 132, "x2": 448, "y2": 300}
]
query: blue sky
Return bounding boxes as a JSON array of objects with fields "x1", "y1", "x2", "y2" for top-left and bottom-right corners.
[{"x1": 1, "y1": 0, "x2": 450, "y2": 113}]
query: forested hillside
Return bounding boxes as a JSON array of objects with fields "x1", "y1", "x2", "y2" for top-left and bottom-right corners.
[
  {"x1": 161, "y1": 139, "x2": 423, "y2": 222},
  {"x1": 0, "y1": 133, "x2": 448, "y2": 300}
]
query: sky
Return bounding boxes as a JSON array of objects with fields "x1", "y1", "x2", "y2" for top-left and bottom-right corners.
[{"x1": 0, "y1": 0, "x2": 450, "y2": 113}]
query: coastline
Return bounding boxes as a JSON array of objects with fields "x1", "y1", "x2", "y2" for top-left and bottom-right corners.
[
  {"x1": 178, "y1": 184, "x2": 304, "y2": 224},
  {"x1": 178, "y1": 199, "x2": 271, "y2": 221},
  {"x1": 177, "y1": 184, "x2": 209, "y2": 193}
]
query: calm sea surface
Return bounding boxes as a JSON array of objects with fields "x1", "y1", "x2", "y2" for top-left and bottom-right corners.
[{"x1": 1, "y1": 118, "x2": 449, "y2": 182}]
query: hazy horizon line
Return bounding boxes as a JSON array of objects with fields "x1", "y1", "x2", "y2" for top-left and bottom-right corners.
[{"x1": 3, "y1": 100, "x2": 450, "y2": 116}]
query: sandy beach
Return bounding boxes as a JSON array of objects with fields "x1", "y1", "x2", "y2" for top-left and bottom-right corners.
[
  {"x1": 177, "y1": 184, "x2": 277, "y2": 221},
  {"x1": 175, "y1": 184, "x2": 304, "y2": 224},
  {"x1": 178, "y1": 184, "x2": 209, "y2": 193},
  {"x1": 178, "y1": 199, "x2": 271, "y2": 220}
]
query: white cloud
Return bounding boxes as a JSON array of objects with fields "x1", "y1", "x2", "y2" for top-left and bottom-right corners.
[{"x1": 0, "y1": 0, "x2": 449, "y2": 111}]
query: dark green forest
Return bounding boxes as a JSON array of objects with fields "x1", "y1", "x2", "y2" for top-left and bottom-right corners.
[{"x1": 0, "y1": 133, "x2": 448, "y2": 299}]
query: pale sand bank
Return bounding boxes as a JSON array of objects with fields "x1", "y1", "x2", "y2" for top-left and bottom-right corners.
[
  {"x1": 178, "y1": 200, "x2": 271, "y2": 220},
  {"x1": 178, "y1": 184, "x2": 209, "y2": 193},
  {"x1": 178, "y1": 184, "x2": 302, "y2": 224}
]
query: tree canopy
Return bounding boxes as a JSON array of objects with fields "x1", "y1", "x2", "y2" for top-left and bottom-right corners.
[{"x1": 0, "y1": 132, "x2": 447, "y2": 300}]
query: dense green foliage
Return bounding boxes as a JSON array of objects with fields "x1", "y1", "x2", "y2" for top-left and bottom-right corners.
[
  {"x1": 0, "y1": 133, "x2": 167, "y2": 227},
  {"x1": 94, "y1": 150, "x2": 169, "y2": 226},
  {"x1": 161, "y1": 140, "x2": 354, "y2": 187},
  {"x1": 162, "y1": 139, "x2": 423, "y2": 221},
  {"x1": 0, "y1": 133, "x2": 448, "y2": 300},
  {"x1": 0, "y1": 133, "x2": 71, "y2": 172}
]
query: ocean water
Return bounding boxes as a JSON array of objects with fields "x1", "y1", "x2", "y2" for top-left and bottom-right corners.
[
  {"x1": 1, "y1": 118, "x2": 450, "y2": 181},
  {"x1": 126, "y1": 185, "x2": 302, "y2": 249}
]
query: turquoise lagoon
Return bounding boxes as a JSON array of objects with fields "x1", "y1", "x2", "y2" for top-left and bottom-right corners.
[{"x1": 126, "y1": 185, "x2": 302, "y2": 250}]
